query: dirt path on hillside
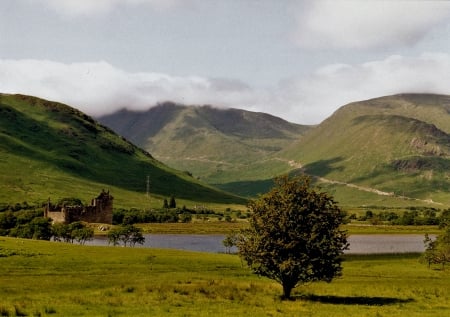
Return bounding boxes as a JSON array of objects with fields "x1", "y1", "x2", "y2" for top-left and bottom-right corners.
[
  {"x1": 275, "y1": 158, "x2": 442, "y2": 205},
  {"x1": 156, "y1": 155, "x2": 238, "y2": 166}
]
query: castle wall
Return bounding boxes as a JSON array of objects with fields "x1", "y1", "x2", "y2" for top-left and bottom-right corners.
[
  {"x1": 80, "y1": 205, "x2": 113, "y2": 224},
  {"x1": 44, "y1": 190, "x2": 113, "y2": 224},
  {"x1": 45, "y1": 211, "x2": 66, "y2": 224}
]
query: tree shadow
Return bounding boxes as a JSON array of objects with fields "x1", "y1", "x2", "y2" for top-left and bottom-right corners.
[
  {"x1": 302, "y1": 157, "x2": 345, "y2": 176},
  {"x1": 294, "y1": 294, "x2": 414, "y2": 306}
]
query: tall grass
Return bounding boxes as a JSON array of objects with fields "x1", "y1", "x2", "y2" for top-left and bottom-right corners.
[{"x1": 0, "y1": 237, "x2": 449, "y2": 316}]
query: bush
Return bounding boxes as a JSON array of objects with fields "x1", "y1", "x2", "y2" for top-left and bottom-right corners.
[
  {"x1": 8, "y1": 217, "x2": 52, "y2": 240},
  {"x1": 108, "y1": 224, "x2": 145, "y2": 247}
]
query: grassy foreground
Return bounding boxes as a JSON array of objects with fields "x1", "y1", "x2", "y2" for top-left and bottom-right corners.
[{"x1": 1, "y1": 237, "x2": 449, "y2": 317}]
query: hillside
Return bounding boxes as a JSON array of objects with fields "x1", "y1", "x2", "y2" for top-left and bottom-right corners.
[
  {"x1": 98, "y1": 103, "x2": 310, "y2": 184},
  {"x1": 0, "y1": 94, "x2": 246, "y2": 208},
  {"x1": 281, "y1": 93, "x2": 450, "y2": 206}
]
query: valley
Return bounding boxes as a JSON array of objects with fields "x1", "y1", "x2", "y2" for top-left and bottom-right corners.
[
  {"x1": 98, "y1": 93, "x2": 450, "y2": 208},
  {"x1": 2, "y1": 92, "x2": 450, "y2": 210}
]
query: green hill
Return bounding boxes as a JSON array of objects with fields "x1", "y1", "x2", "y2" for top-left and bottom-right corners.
[
  {"x1": 93, "y1": 93, "x2": 450, "y2": 207},
  {"x1": 0, "y1": 94, "x2": 246, "y2": 209},
  {"x1": 281, "y1": 93, "x2": 450, "y2": 206},
  {"x1": 98, "y1": 103, "x2": 310, "y2": 184}
]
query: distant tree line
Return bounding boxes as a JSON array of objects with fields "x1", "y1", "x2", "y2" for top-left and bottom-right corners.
[
  {"x1": 112, "y1": 205, "x2": 247, "y2": 225},
  {"x1": 113, "y1": 208, "x2": 189, "y2": 225},
  {"x1": 350, "y1": 208, "x2": 450, "y2": 226},
  {"x1": 0, "y1": 208, "x2": 145, "y2": 247},
  {"x1": 0, "y1": 209, "x2": 50, "y2": 238},
  {"x1": 0, "y1": 201, "x2": 38, "y2": 212},
  {"x1": 0, "y1": 208, "x2": 93, "y2": 243}
]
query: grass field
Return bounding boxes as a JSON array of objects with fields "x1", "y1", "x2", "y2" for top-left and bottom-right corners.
[{"x1": 1, "y1": 237, "x2": 449, "y2": 316}]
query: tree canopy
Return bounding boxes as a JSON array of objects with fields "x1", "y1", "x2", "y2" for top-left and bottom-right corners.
[
  {"x1": 108, "y1": 224, "x2": 145, "y2": 247},
  {"x1": 237, "y1": 175, "x2": 348, "y2": 299},
  {"x1": 422, "y1": 228, "x2": 450, "y2": 269}
]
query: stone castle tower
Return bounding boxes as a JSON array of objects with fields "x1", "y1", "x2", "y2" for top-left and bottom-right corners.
[{"x1": 44, "y1": 190, "x2": 113, "y2": 224}]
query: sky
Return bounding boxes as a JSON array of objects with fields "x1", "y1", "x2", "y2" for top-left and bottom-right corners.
[{"x1": 1, "y1": 0, "x2": 450, "y2": 124}]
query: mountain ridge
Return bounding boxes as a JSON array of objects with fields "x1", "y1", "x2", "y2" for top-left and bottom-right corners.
[
  {"x1": 281, "y1": 93, "x2": 450, "y2": 205},
  {"x1": 0, "y1": 93, "x2": 245, "y2": 208},
  {"x1": 99, "y1": 93, "x2": 450, "y2": 207},
  {"x1": 98, "y1": 103, "x2": 311, "y2": 184}
]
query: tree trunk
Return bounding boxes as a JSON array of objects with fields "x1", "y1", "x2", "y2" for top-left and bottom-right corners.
[{"x1": 282, "y1": 283, "x2": 293, "y2": 300}]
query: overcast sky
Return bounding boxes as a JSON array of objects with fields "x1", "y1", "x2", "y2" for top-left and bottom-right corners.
[{"x1": 1, "y1": 0, "x2": 450, "y2": 124}]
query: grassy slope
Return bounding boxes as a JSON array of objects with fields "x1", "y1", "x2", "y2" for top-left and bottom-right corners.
[
  {"x1": 281, "y1": 94, "x2": 450, "y2": 206},
  {"x1": 1, "y1": 237, "x2": 449, "y2": 316},
  {"x1": 0, "y1": 94, "x2": 246, "y2": 208},
  {"x1": 99, "y1": 94, "x2": 450, "y2": 208},
  {"x1": 98, "y1": 104, "x2": 310, "y2": 184}
]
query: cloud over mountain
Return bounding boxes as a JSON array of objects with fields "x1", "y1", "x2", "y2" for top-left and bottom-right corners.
[{"x1": 1, "y1": 54, "x2": 450, "y2": 124}]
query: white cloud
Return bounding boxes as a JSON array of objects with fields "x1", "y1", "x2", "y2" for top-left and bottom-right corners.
[
  {"x1": 280, "y1": 53, "x2": 450, "y2": 123},
  {"x1": 0, "y1": 58, "x2": 269, "y2": 117},
  {"x1": 31, "y1": 0, "x2": 190, "y2": 16},
  {"x1": 1, "y1": 55, "x2": 450, "y2": 125},
  {"x1": 293, "y1": 0, "x2": 450, "y2": 50}
]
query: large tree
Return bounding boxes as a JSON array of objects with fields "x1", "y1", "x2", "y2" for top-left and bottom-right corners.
[{"x1": 237, "y1": 175, "x2": 348, "y2": 299}]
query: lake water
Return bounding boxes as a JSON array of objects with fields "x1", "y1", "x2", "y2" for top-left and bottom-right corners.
[{"x1": 87, "y1": 234, "x2": 431, "y2": 254}]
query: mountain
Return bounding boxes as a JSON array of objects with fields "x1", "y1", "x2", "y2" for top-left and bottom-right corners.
[
  {"x1": 281, "y1": 93, "x2": 450, "y2": 206},
  {"x1": 98, "y1": 103, "x2": 311, "y2": 184},
  {"x1": 98, "y1": 93, "x2": 450, "y2": 207},
  {"x1": 0, "y1": 94, "x2": 245, "y2": 208}
]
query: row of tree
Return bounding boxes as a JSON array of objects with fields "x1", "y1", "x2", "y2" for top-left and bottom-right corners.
[
  {"x1": 0, "y1": 209, "x2": 145, "y2": 247},
  {"x1": 53, "y1": 222, "x2": 94, "y2": 244},
  {"x1": 113, "y1": 209, "x2": 191, "y2": 225},
  {"x1": 356, "y1": 209, "x2": 450, "y2": 226}
]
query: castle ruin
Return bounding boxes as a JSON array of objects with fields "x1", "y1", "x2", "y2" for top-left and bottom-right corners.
[{"x1": 44, "y1": 190, "x2": 113, "y2": 224}]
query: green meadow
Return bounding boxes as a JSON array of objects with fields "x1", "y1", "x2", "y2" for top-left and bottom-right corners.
[{"x1": 1, "y1": 237, "x2": 449, "y2": 317}]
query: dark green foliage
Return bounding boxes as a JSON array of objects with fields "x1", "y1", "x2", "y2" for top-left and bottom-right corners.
[
  {"x1": 393, "y1": 209, "x2": 439, "y2": 226},
  {"x1": 72, "y1": 226, "x2": 94, "y2": 245},
  {"x1": 9, "y1": 217, "x2": 52, "y2": 240},
  {"x1": 113, "y1": 208, "x2": 180, "y2": 225},
  {"x1": 53, "y1": 222, "x2": 94, "y2": 244},
  {"x1": 222, "y1": 232, "x2": 238, "y2": 254},
  {"x1": 179, "y1": 212, "x2": 192, "y2": 223},
  {"x1": 107, "y1": 224, "x2": 145, "y2": 247},
  {"x1": 421, "y1": 229, "x2": 450, "y2": 269},
  {"x1": 237, "y1": 175, "x2": 348, "y2": 299},
  {"x1": 57, "y1": 197, "x2": 83, "y2": 207},
  {"x1": 169, "y1": 196, "x2": 176, "y2": 209},
  {"x1": 0, "y1": 208, "x2": 45, "y2": 237},
  {"x1": 0, "y1": 205, "x2": 94, "y2": 243},
  {"x1": 0, "y1": 211, "x2": 17, "y2": 234},
  {"x1": 52, "y1": 223, "x2": 72, "y2": 242},
  {"x1": 113, "y1": 206, "x2": 227, "y2": 225},
  {"x1": 439, "y1": 209, "x2": 450, "y2": 229},
  {"x1": 163, "y1": 198, "x2": 169, "y2": 209},
  {"x1": 358, "y1": 207, "x2": 442, "y2": 226}
]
